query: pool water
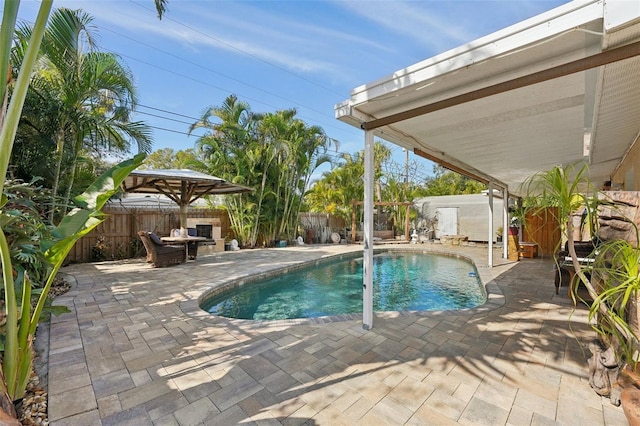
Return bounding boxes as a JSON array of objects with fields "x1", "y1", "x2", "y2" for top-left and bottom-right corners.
[{"x1": 201, "y1": 252, "x2": 486, "y2": 320}]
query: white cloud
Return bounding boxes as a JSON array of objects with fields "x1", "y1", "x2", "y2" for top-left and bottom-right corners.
[
  {"x1": 334, "y1": 0, "x2": 475, "y2": 52},
  {"x1": 47, "y1": 1, "x2": 374, "y2": 79}
]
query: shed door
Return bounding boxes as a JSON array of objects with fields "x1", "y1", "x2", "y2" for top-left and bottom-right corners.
[{"x1": 436, "y1": 207, "x2": 458, "y2": 237}]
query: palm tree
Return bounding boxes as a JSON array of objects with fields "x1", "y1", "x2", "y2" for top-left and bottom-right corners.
[
  {"x1": 14, "y1": 8, "x2": 152, "y2": 222},
  {"x1": 191, "y1": 96, "x2": 337, "y2": 246},
  {"x1": 191, "y1": 95, "x2": 262, "y2": 244},
  {"x1": 0, "y1": 1, "x2": 166, "y2": 414}
]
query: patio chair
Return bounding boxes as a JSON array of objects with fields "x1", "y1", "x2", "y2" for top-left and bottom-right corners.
[
  {"x1": 138, "y1": 231, "x2": 186, "y2": 268},
  {"x1": 554, "y1": 240, "x2": 596, "y2": 296}
]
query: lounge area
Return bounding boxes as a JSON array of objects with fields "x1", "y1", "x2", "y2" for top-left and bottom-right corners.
[
  {"x1": 47, "y1": 244, "x2": 626, "y2": 424},
  {"x1": 137, "y1": 231, "x2": 186, "y2": 267}
]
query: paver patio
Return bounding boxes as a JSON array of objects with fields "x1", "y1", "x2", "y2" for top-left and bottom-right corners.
[{"x1": 46, "y1": 243, "x2": 626, "y2": 425}]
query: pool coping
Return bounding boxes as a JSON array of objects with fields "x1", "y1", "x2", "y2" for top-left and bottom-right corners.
[{"x1": 180, "y1": 245, "x2": 507, "y2": 327}]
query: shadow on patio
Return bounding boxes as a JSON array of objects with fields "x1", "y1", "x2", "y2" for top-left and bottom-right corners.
[{"x1": 46, "y1": 246, "x2": 626, "y2": 425}]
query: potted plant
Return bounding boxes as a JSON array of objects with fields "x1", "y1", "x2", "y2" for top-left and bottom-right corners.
[
  {"x1": 523, "y1": 164, "x2": 640, "y2": 421},
  {"x1": 496, "y1": 227, "x2": 503, "y2": 243},
  {"x1": 586, "y1": 207, "x2": 640, "y2": 422}
]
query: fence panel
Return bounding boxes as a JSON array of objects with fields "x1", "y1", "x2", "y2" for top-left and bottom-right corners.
[
  {"x1": 66, "y1": 207, "x2": 230, "y2": 263},
  {"x1": 523, "y1": 207, "x2": 561, "y2": 257},
  {"x1": 68, "y1": 209, "x2": 337, "y2": 263}
]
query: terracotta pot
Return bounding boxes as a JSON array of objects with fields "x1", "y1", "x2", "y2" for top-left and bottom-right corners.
[{"x1": 621, "y1": 367, "x2": 640, "y2": 425}]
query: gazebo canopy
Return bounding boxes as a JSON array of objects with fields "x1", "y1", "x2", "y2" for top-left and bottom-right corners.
[{"x1": 122, "y1": 169, "x2": 252, "y2": 230}]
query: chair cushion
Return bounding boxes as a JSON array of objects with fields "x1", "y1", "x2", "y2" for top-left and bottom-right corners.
[{"x1": 149, "y1": 232, "x2": 163, "y2": 245}]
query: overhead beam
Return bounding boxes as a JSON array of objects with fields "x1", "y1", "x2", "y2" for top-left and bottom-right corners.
[
  {"x1": 362, "y1": 40, "x2": 640, "y2": 131},
  {"x1": 414, "y1": 148, "x2": 500, "y2": 187}
]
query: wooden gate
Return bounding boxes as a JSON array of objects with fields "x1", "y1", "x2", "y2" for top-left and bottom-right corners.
[{"x1": 522, "y1": 207, "x2": 561, "y2": 257}]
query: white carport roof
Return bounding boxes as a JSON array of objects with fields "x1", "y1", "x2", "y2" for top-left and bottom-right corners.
[{"x1": 335, "y1": 0, "x2": 640, "y2": 196}]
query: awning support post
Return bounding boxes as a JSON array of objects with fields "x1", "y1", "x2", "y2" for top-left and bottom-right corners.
[
  {"x1": 363, "y1": 130, "x2": 374, "y2": 330},
  {"x1": 503, "y1": 187, "x2": 509, "y2": 259},
  {"x1": 488, "y1": 182, "x2": 494, "y2": 268}
]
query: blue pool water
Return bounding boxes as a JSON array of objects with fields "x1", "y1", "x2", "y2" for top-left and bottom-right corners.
[{"x1": 201, "y1": 252, "x2": 486, "y2": 320}]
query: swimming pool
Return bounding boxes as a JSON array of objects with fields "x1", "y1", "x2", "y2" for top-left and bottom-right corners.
[{"x1": 200, "y1": 251, "x2": 486, "y2": 320}]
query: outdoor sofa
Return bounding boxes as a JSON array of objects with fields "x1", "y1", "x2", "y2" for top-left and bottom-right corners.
[{"x1": 138, "y1": 231, "x2": 186, "y2": 267}]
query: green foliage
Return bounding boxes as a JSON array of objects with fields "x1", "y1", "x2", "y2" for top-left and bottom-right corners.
[
  {"x1": 306, "y1": 151, "x2": 364, "y2": 221},
  {"x1": 0, "y1": 0, "x2": 165, "y2": 414},
  {"x1": 191, "y1": 95, "x2": 337, "y2": 247},
  {"x1": 140, "y1": 148, "x2": 198, "y2": 169},
  {"x1": 0, "y1": 1, "x2": 54, "y2": 407},
  {"x1": 422, "y1": 165, "x2": 486, "y2": 196},
  {"x1": 1, "y1": 179, "x2": 53, "y2": 288},
  {"x1": 0, "y1": 154, "x2": 145, "y2": 401},
  {"x1": 589, "y1": 239, "x2": 640, "y2": 370},
  {"x1": 523, "y1": 163, "x2": 640, "y2": 372},
  {"x1": 522, "y1": 163, "x2": 593, "y2": 244},
  {"x1": 306, "y1": 141, "x2": 393, "y2": 224},
  {"x1": 91, "y1": 235, "x2": 110, "y2": 261},
  {"x1": 13, "y1": 8, "x2": 152, "y2": 223}
]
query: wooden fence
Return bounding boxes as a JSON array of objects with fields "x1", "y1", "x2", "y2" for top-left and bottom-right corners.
[
  {"x1": 69, "y1": 210, "x2": 351, "y2": 263},
  {"x1": 66, "y1": 206, "x2": 231, "y2": 264},
  {"x1": 522, "y1": 207, "x2": 561, "y2": 257}
]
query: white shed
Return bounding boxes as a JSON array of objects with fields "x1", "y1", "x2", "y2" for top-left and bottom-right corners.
[{"x1": 414, "y1": 192, "x2": 506, "y2": 243}]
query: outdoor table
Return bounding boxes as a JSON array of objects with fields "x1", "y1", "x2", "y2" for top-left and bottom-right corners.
[{"x1": 161, "y1": 236, "x2": 207, "y2": 260}]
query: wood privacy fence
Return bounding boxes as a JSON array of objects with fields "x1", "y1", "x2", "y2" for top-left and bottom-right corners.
[
  {"x1": 69, "y1": 210, "x2": 350, "y2": 263},
  {"x1": 522, "y1": 207, "x2": 561, "y2": 257},
  {"x1": 67, "y1": 206, "x2": 562, "y2": 263},
  {"x1": 66, "y1": 205, "x2": 232, "y2": 264}
]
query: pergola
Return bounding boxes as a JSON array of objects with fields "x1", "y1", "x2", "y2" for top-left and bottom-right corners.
[{"x1": 335, "y1": 0, "x2": 640, "y2": 329}]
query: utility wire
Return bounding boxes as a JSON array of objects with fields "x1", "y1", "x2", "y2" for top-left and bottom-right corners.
[
  {"x1": 136, "y1": 110, "x2": 194, "y2": 126},
  {"x1": 116, "y1": 49, "x2": 349, "y2": 135},
  {"x1": 129, "y1": 0, "x2": 345, "y2": 98},
  {"x1": 137, "y1": 104, "x2": 200, "y2": 121},
  {"x1": 102, "y1": 25, "x2": 335, "y2": 119}
]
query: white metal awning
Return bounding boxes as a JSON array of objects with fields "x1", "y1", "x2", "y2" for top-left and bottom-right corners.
[
  {"x1": 337, "y1": 0, "x2": 640, "y2": 330},
  {"x1": 336, "y1": 0, "x2": 640, "y2": 196}
]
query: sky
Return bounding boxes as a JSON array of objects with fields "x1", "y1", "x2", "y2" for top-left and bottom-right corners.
[{"x1": 14, "y1": 0, "x2": 568, "y2": 182}]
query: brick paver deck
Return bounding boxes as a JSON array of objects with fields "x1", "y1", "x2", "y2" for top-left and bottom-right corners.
[{"x1": 47, "y1": 244, "x2": 626, "y2": 425}]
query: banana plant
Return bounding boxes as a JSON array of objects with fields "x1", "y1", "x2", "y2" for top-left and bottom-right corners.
[
  {"x1": 0, "y1": 0, "x2": 53, "y2": 413},
  {"x1": 0, "y1": 0, "x2": 164, "y2": 414},
  {"x1": 0, "y1": 153, "x2": 145, "y2": 403}
]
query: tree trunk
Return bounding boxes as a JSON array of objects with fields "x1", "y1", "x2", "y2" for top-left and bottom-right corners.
[{"x1": 49, "y1": 129, "x2": 65, "y2": 223}]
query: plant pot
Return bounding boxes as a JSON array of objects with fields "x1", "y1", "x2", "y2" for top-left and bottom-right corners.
[
  {"x1": 224, "y1": 243, "x2": 231, "y2": 251},
  {"x1": 507, "y1": 227, "x2": 519, "y2": 261},
  {"x1": 621, "y1": 367, "x2": 640, "y2": 425}
]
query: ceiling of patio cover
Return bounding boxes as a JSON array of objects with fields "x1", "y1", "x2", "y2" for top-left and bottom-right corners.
[{"x1": 335, "y1": 0, "x2": 640, "y2": 196}]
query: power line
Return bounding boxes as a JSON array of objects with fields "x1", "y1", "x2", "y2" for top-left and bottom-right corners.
[
  {"x1": 129, "y1": 0, "x2": 345, "y2": 98},
  {"x1": 102, "y1": 25, "x2": 335, "y2": 119},
  {"x1": 148, "y1": 124, "x2": 205, "y2": 139},
  {"x1": 137, "y1": 104, "x2": 200, "y2": 121},
  {"x1": 135, "y1": 110, "x2": 194, "y2": 126},
  {"x1": 115, "y1": 49, "x2": 350, "y2": 135},
  {"x1": 17, "y1": 15, "x2": 348, "y2": 136}
]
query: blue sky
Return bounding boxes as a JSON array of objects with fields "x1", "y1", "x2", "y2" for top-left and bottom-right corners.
[{"x1": 15, "y1": 0, "x2": 567, "y2": 181}]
